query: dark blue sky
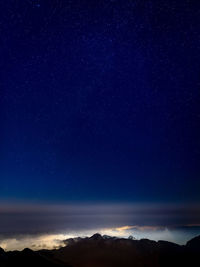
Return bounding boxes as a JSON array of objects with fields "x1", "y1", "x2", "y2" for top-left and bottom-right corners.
[{"x1": 0, "y1": 0, "x2": 200, "y2": 203}]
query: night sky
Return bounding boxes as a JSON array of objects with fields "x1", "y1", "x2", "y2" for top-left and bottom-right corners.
[{"x1": 0, "y1": 0, "x2": 200, "y2": 249}]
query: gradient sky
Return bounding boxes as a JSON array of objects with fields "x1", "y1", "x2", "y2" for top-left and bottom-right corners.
[
  {"x1": 0, "y1": 1, "x2": 200, "y2": 209},
  {"x1": 0, "y1": 0, "x2": 200, "y2": 249}
]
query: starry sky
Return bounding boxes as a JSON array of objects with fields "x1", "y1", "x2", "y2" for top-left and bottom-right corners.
[{"x1": 0, "y1": 0, "x2": 200, "y2": 205}]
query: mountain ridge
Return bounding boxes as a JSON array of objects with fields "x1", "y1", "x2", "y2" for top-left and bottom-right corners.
[{"x1": 0, "y1": 234, "x2": 200, "y2": 267}]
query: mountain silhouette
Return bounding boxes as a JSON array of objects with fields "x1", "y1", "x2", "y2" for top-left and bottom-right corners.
[
  {"x1": 186, "y1": 235, "x2": 200, "y2": 251},
  {"x1": 0, "y1": 234, "x2": 200, "y2": 267},
  {"x1": 0, "y1": 247, "x2": 71, "y2": 267}
]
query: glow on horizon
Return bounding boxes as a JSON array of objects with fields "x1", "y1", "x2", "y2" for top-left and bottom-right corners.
[{"x1": 0, "y1": 225, "x2": 199, "y2": 251}]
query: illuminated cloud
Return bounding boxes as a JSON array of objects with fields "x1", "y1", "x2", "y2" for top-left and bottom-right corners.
[{"x1": 115, "y1": 225, "x2": 136, "y2": 231}]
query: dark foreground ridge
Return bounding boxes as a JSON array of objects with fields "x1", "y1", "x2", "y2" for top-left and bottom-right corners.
[{"x1": 0, "y1": 234, "x2": 200, "y2": 267}]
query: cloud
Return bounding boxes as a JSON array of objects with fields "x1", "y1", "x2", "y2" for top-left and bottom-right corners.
[
  {"x1": 0, "y1": 202, "x2": 200, "y2": 250},
  {"x1": 115, "y1": 225, "x2": 136, "y2": 231},
  {"x1": 0, "y1": 202, "x2": 200, "y2": 237},
  {"x1": 114, "y1": 225, "x2": 161, "y2": 232}
]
